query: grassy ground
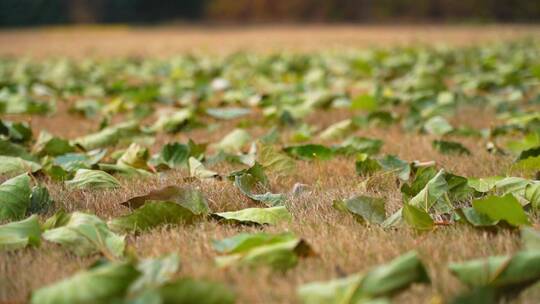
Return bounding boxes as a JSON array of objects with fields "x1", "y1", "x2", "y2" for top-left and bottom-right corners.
[{"x1": 1, "y1": 26, "x2": 540, "y2": 303}]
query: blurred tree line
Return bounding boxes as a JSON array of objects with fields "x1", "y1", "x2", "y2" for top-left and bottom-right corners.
[{"x1": 1, "y1": 0, "x2": 539, "y2": 27}]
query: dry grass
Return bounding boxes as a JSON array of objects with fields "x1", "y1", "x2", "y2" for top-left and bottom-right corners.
[
  {"x1": 0, "y1": 24, "x2": 540, "y2": 58},
  {"x1": 1, "y1": 26, "x2": 540, "y2": 304}
]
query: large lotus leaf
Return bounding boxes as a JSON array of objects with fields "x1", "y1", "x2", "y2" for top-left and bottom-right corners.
[
  {"x1": 318, "y1": 119, "x2": 355, "y2": 140},
  {"x1": 377, "y1": 155, "x2": 410, "y2": 181},
  {"x1": 0, "y1": 138, "x2": 36, "y2": 161},
  {"x1": 284, "y1": 144, "x2": 334, "y2": 160},
  {"x1": 449, "y1": 251, "x2": 540, "y2": 299},
  {"x1": 408, "y1": 169, "x2": 448, "y2": 211},
  {"x1": 0, "y1": 156, "x2": 42, "y2": 176},
  {"x1": 73, "y1": 120, "x2": 140, "y2": 150},
  {"x1": 213, "y1": 232, "x2": 314, "y2": 270},
  {"x1": 121, "y1": 186, "x2": 209, "y2": 215},
  {"x1": 423, "y1": 116, "x2": 453, "y2": 136},
  {"x1": 472, "y1": 194, "x2": 530, "y2": 227},
  {"x1": 333, "y1": 195, "x2": 386, "y2": 224},
  {"x1": 33, "y1": 131, "x2": 75, "y2": 157},
  {"x1": 66, "y1": 169, "x2": 121, "y2": 190},
  {"x1": 432, "y1": 140, "x2": 471, "y2": 155},
  {"x1": 189, "y1": 157, "x2": 219, "y2": 179},
  {"x1": 43, "y1": 212, "x2": 125, "y2": 258},
  {"x1": 117, "y1": 143, "x2": 150, "y2": 170},
  {"x1": 157, "y1": 278, "x2": 235, "y2": 304},
  {"x1": 0, "y1": 214, "x2": 41, "y2": 251},
  {"x1": 30, "y1": 262, "x2": 140, "y2": 304},
  {"x1": 213, "y1": 206, "x2": 292, "y2": 225},
  {"x1": 402, "y1": 204, "x2": 434, "y2": 231},
  {"x1": 298, "y1": 251, "x2": 429, "y2": 303},
  {"x1": 257, "y1": 143, "x2": 296, "y2": 176},
  {"x1": 0, "y1": 173, "x2": 31, "y2": 221},
  {"x1": 109, "y1": 201, "x2": 202, "y2": 232},
  {"x1": 215, "y1": 129, "x2": 251, "y2": 153}
]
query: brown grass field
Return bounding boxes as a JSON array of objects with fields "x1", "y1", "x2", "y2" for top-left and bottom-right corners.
[{"x1": 1, "y1": 25, "x2": 540, "y2": 303}]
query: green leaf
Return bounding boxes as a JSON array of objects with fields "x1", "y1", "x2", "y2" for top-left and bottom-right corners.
[
  {"x1": 284, "y1": 144, "x2": 334, "y2": 161},
  {"x1": 467, "y1": 176, "x2": 503, "y2": 193},
  {"x1": 33, "y1": 131, "x2": 75, "y2": 157},
  {"x1": 257, "y1": 142, "x2": 296, "y2": 176},
  {"x1": 355, "y1": 154, "x2": 382, "y2": 176},
  {"x1": 28, "y1": 185, "x2": 54, "y2": 215},
  {"x1": 336, "y1": 137, "x2": 383, "y2": 155},
  {"x1": 449, "y1": 251, "x2": 540, "y2": 299},
  {"x1": 150, "y1": 109, "x2": 193, "y2": 133},
  {"x1": 43, "y1": 212, "x2": 125, "y2": 258},
  {"x1": 424, "y1": 116, "x2": 453, "y2": 136},
  {"x1": 432, "y1": 140, "x2": 471, "y2": 155},
  {"x1": 297, "y1": 251, "x2": 429, "y2": 303},
  {"x1": 129, "y1": 253, "x2": 180, "y2": 294},
  {"x1": 0, "y1": 173, "x2": 31, "y2": 221},
  {"x1": 31, "y1": 262, "x2": 140, "y2": 304},
  {"x1": 73, "y1": 120, "x2": 140, "y2": 150},
  {"x1": 206, "y1": 107, "x2": 250, "y2": 120},
  {"x1": 109, "y1": 201, "x2": 202, "y2": 232},
  {"x1": 525, "y1": 182, "x2": 540, "y2": 210},
  {"x1": 0, "y1": 215, "x2": 41, "y2": 251},
  {"x1": 232, "y1": 163, "x2": 285, "y2": 207},
  {"x1": 377, "y1": 155, "x2": 410, "y2": 181},
  {"x1": 215, "y1": 128, "x2": 251, "y2": 153},
  {"x1": 402, "y1": 204, "x2": 434, "y2": 230},
  {"x1": 157, "y1": 278, "x2": 235, "y2": 304},
  {"x1": 351, "y1": 94, "x2": 377, "y2": 112},
  {"x1": 0, "y1": 138, "x2": 36, "y2": 161},
  {"x1": 456, "y1": 208, "x2": 499, "y2": 227},
  {"x1": 189, "y1": 157, "x2": 219, "y2": 179},
  {"x1": 213, "y1": 206, "x2": 292, "y2": 225},
  {"x1": 333, "y1": 195, "x2": 386, "y2": 224},
  {"x1": 53, "y1": 150, "x2": 106, "y2": 173},
  {"x1": 213, "y1": 232, "x2": 314, "y2": 270},
  {"x1": 66, "y1": 169, "x2": 121, "y2": 190},
  {"x1": 0, "y1": 155, "x2": 42, "y2": 176},
  {"x1": 408, "y1": 169, "x2": 448, "y2": 211},
  {"x1": 472, "y1": 194, "x2": 530, "y2": 227},
  {"x1": 121, "y1": 186, "x2": 209, "y2": 215},
  {"x1": 117, "y1": 143, "x2": 150, "y2": 170},
  {"x1": 318, "y1": 119, "x2": 355, "y2": 140},
  {"x1": 521, "y1": 227, "x2": 540, "y2": 251}
]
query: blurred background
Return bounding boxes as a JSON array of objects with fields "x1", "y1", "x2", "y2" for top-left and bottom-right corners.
[{"x1": 1, "y1": 0, "x2": 539, "y2": 27}]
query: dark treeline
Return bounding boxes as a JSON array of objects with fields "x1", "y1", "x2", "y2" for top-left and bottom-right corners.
[{"x1": 1, "y1": 0, "x2": 539, "y2": 27}]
